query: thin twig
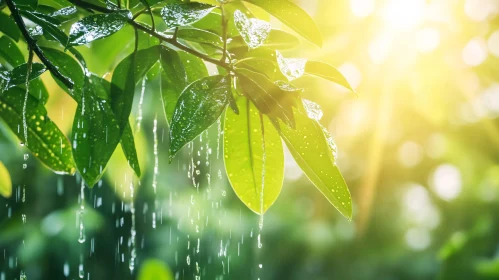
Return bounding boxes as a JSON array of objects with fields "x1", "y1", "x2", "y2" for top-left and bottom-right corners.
[
  {"x1": 220, "y1": 3, "x2": 228, "y2": 63},
  {"x1": 139, "y1": 0, "x2": 155, "y2": 30},
  {"x1": 5, "y1": 0, "x2": 74, "y2": 89}
]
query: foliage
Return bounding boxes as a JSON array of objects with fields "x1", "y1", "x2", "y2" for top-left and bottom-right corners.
[{"x1": 0, "y1": 0, "x2": 354, "y2": 218}]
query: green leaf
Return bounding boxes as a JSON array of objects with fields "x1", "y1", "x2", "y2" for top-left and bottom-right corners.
[
  {"x1": 111, "y1": 45, "x2": 160, "y2": 133},
  {"x1": 160, "y1": 2, "x2": 215, "y2": 30},
  {"x1": 176, "y1": 28, "x2": 223, "y2": 48},
  {"x1": 0, "y1": 36, "x2": 25, "y2": 67},
  {"x1": 49, "y1": 6, "x2": 77, "y2": 22},
  {"x1": 0, "y1": 161, "x2": 12, "y2": 198},
  {"x1": 3, "y1": 63, "x2": 46, "y2": 89},
  {"x1": 233, "y1": 9, "x2": 270, "y2": 49},
  {"x1": 177, "y1": 51, "x2": 208, "y2": 83},
  {"x1": 138, "y1": 259, "x2": 174, "y2": 280},
  {"x1": 120, "y1": 124, "x2": 141, "y2": 177},
  {"x1": 229, "y1": 29, "x2": 299, "y2": 51},
  {"x1": 159, "y1": 47, "x2": 187, "y2": 125},
  {"x1": 275, "y1": 50, "x2": 306, "y2": 81},
  {"x1": 169, "y1": 75, "x2": 230, "y2": 160},
  {"x1": 236, "y1": 58, "x2": 286, "y2": 81},
  {"x1": 272, "y1": 106, "x2": 352, "y2": 219},
  {"x1": 21, "y1": 10, "x2": 67, "y2": 44},
  {"x1": 29, "y1": 78, "x2": 49, "y2": 104},
  {"x1": 242, "y1": 0, "x2": 323, "y2": 47},
  {"x1": 0, "y1": 87, "x2": 75, "y2": 174},
  {"x1": 305, "y1": 61, "x2": 355, "y2": 92},
  {"x1": 67, "y1": 11, "x2": 132, "y2": 47},
  {"x1": 0, "y1": 12, "x2": 21, "y2": 42},
  {"x1": 72, "y1": 77, "x2": 121, "y2": 187},
  {"x1": 236, "y1": 68, "x2": 298, "y2": 127},
  {"x1": 41, "y1": 47, "x2": 84, "y2": 102},
  {"x1": 13, "y1": 0, "x2": 37, "y2": 10},
  {"x1": 224, "y1": 97, "x2": 284, "y2": 214},
  {"x1": 90, "y1": 74, "x2": 141, "y2": 178}
]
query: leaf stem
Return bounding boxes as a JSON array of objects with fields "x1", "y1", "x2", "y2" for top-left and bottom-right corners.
[
  {"x1": 220, "y1": 3, "x2": 228, "y2": 63},
  {"x1": 69, "y1": 0, "x2": 232, "y2": 70},
  {"x1": 5, "y1": 0, "x2": 74, "y2": 89},
  {"x1": 138, "y1": 0, "x2": 154, "y2": 30}
]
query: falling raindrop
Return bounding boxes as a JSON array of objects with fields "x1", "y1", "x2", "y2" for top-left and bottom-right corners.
[
  {"x1": 78, "y1": 263, "x2": 84, "y2": 279},
  {"x1": 135, "y1": 78, "x2": 146, "y2": 132},
  {"x1": 78, "y1": 181, "x2": 86, "y2": 244}
]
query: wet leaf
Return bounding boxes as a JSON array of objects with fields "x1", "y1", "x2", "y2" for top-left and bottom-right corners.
[
  {"x1": 233, "y1": 9, "x2": 270, "y2": 49},
  {"x1": 229, "y1": 29, "x2": 300, "y2": 51},
  {"x1": 224, "y1": 97, "x2": 284, "y2": 214},
  {"x1": 2, "y1": 63, "x2": 46, "y2": 89},
  {"x1": 0, "y1": 12, "x2": 21, "y2": 42},
  {"x1": 67, "y1": 11, "x2": 132, "y2": 47},
  {"x1": 72, "y1": 77, "x2": 121, "y2": 187},
  {"x1": 50, "y1": 6, "x2": 77, "y2": 22},
  {"x1": 236, "y1": 68, "x2": 298, "y2": 127},
  {"x1": 0, "y1": 87, "x2": 75, "y2": 174},
  {"x1": 169, "y1": 75, "x2": 230, "y2": 160},
  {"x1": 41, "y1": 47, "x2": 83, "y2": 102},
  {"x1": 159, "y1": 47, "x2": 187, "y2": 125},
  {"x1": 160, "y1": 2, "x2": 215, "y2": 30},
  {"x1": 0, "y1": 161, "x2": 12, "y2": 198},
  {"x1": 177, "y1": 51, "x2": 208, "y2": 83},
  {"x1": 276, "y1": 50, "x2": 306, "y2": 81},
  {"x1": 243, "y1": 0, "x2": 323, "y2": 47},
  {"x1": 138, "y1": 259, "x2": 174, "y2": 280},
  {"x1": 272, "y1": 106, "x2": 352, "y2": 219},
  {"x1": 21, "y1": 10, "x2": 68, "y2": 44},
  {"x1": 0, "y1": 36, "x2": 24, "y2": 67},
  {"x1": 111, "y1": 46, "x2": 160, "y2": 133},
  {"x1": 90, "y1": 74, "x2": 141, "y2": 178},
  {"x1": 235, "y1": 58, "x2": 285, "y2": 81},
  {"x1": 305, "y1": 61, "x2": 356, "y2": 92},
  {"x1": 176, "y1": 28, "x2": 223, "y2": 48}
]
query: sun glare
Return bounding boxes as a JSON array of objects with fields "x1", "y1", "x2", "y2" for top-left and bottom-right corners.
[{"x1": 381, "y1": 0, "x2": 426, "y2": 32}]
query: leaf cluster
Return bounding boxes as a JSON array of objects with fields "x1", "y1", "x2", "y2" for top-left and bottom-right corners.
[{"x1": 0, "y1": 0, "x2": 354, "y2": 218}]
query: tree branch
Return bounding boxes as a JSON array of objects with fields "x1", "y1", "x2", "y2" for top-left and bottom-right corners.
[
  {"x1": 5, "y1": 0, "x2": 75, "y2": 89},
  {"x1": 70, "y1": 0, "x2": 232, "y2": 70}
]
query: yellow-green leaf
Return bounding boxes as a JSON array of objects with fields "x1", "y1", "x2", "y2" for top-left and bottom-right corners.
[
  {"x1": 273, "y1": 106, "x2": 352, "y2": 219},
  {"x1": 0, "y1": 161, "x2": 12, "y2": 198},
  {"x1": 138, "y1": 259, "x2": 173, "y2": 280},
  {"x1": 224, "y1": 97, "x2": 284, "y2": 214},
  {"x1": 0, "y1": 87, "x2": 75, "y2": 174}
]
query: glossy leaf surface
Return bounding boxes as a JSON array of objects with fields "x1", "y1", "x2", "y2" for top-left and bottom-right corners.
[
  {"x1": 0, "y1": 87, "x2": 75, "y2": 174},
  {"x1": 160, "y1": 2, "x2": 215, "y2": 30},
  {"x1": 273, "y1": 107, "x2": 352, "y2": 219},
  {"x1": 72, "y1": 77, "x2": 121, "y2": 187},
  {"x1": 305, "y1": 61, "x2": 355, "y2": 92},
  {"x1": 159, "y1": 47, "x2": 187, "y2": 124},
  {"x1": 67, "y1": 11, "x2": 131, "y2": 47},
  {"x1": 169, "y1": 75, "x2": 230, "y2": 160},
  {"x1": 224, "y1": 97, "x2": 284, "y2": 214},
  {"x1": 233, "y1": 9, "x2": 270, "y2": 49}
]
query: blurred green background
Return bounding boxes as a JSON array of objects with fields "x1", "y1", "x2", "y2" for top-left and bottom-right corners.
[{"x1": 3, "y1": 0, "x2": 499, "y2": 279}]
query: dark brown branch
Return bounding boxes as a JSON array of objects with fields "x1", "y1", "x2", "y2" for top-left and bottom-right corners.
[{"x1": 5, "y1": 0, "x2": 75, "y2": 89}]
